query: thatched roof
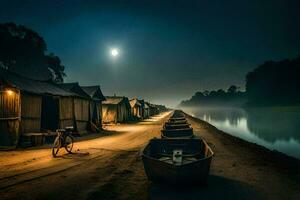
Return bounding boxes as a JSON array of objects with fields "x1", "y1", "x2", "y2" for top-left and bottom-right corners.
[
  {"x1": 58, "y1": 82, "x2": 90, "y2": 98},
  {"x1": 130, "y1": 98, "x2": 142, "y2": 107},
  {"x1": 144, "y1": 102, "x2": 150, "y2": 109},
  {"x1": 103, "y1": 96, "x2": 130, "y2": 106},
  {"x1": 103, "y1": 96, "x2": 124, "y2": 105},
  {"x1": 0, "y1": 68, "x2": 76, "y2": 96},
  {"x1": 81, "y1": 86, "x2": 106, "y2": 101}
]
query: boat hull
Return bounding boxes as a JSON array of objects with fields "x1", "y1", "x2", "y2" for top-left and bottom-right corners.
[
  {"x1": 164, "y1": 124, "x2": 191, "y2": 130},
  {"x1": 161, "y1": 128, "x2": 194, "y2": 138},
  {"x1": 142, "y1": 138, "x2": 213, "y2": 184}
]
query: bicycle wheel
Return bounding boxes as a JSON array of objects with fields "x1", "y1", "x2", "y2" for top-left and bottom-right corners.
[
  {"x1": 52, "y1": 137, "x2": 61, "y2": 157},
  {"x1": 65, "y1": 135, "x2": 74, "y2": 153}
]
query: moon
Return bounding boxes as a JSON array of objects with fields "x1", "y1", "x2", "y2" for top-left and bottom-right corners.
[{"x1": 110, "y1": 48, "x2": 119, "y2": 57}]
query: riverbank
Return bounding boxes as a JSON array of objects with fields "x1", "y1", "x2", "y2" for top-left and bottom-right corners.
[
  {"x1": 0, "y1": 111, "x2": 299, "y2": 200},
  {"x1": 183, "y1": 112, "x2": 300, "y2": 200}
]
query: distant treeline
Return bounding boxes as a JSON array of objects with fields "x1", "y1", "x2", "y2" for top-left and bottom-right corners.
[
  {"x1": 180, "y1": 86, "x2": 247, "y2": 107},
  {"x1": 181, "y1": 55, "x2": 300, "y2": 107}
]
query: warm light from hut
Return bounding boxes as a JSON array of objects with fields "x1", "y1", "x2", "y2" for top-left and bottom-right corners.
[{"x1": 6, "y1": 89, "x2": 13, "y2": 96}]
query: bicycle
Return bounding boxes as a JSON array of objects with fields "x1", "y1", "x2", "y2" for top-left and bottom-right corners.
[{"x1": 52, "y1": 126, "x2": 74, "y2": 157}]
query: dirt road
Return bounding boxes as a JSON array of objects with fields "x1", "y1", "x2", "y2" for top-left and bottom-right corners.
[
  {"x1": 0, "y1": 111, "x2": 300, "y2": 200},
  {"x1": 0, "y1": 112, "x2": 172, "y2": 200}
]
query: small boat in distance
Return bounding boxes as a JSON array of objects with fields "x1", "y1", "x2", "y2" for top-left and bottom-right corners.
[
  {"x1": 166, "y1": 119, "x2": 188, "y2": 125},
  {"x1": 163, "y1": 123, "x2": 191, "y2": 130},
  {"x1": 169, "y1": 117, "x2": 186, "y2": 121},
  {"x1": 161, "y1": 127, "x2": 194, "y2": 138},
  {"x1": 142, "y1": 138, "x2": 214, "y2": 184}
]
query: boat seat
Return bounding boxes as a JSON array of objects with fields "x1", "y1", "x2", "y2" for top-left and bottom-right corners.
[{"x1": 173, "y1": 149, "x2": 183, "y2": 164}]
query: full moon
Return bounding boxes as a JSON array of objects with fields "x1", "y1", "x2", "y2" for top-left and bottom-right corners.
[{"x1": 110, "y1": 48, "x2": 119, "y2": 57}]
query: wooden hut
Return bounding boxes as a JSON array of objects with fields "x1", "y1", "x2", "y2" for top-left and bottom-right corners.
[
  {"x1": 157, "y1": 104, "x2": 168, "y2": 113},
  {"x1": 81, "y1": 86, "x2": 106, "y2": 129},
  {"x1": 137, "y1": 99, "x2": 149, "y2": 119},
  {"x1": 130, "y1": 98, "x2": 142, "y2": 119},
  {"x1": 143, "y1": 101, "x2": 150, "y2": 118},
  {"x1": 149, "y1": 104, "x2": 159, "y2": 116},
  {"x1": 0, "y1": 69, "x2": 77, "y2": 147},
  {"x1": 102, "y1": 96, "x2": 131, "y2": 124},
  {"x1": 58, "y1": 83, "x2": 92, "y2": 134}
]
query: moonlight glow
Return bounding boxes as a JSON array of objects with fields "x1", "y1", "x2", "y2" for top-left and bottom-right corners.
[{"x1": 110, "y1": 48, "x2": 119, "y2": 57}]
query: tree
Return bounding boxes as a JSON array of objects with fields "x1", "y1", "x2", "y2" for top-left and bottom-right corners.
[
  {"x1": 245, "y1": 55, "x2": 300, "y2": 105},
  {"x1": 227, "y1": 85, "x2": 238, "y2": 94},
  {"x1": 0, "y1": 22, "x2": 66, "y2": 82},
  {"x1": 179, "y1": 86, "x2": 246, "y2": 107},
  {"x1": 46, "y1": 53, "x2": 66, "y2": 83},
  {"x1": 203, "y1": 90, "x2": 210, "y2": 96}
]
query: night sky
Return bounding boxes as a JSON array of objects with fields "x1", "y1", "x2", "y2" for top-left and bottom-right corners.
[{"x1": 1, "y1": 0, "x2": 300, "y2": 106}]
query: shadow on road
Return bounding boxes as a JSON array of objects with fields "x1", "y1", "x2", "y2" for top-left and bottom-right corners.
[
  {"x1": 149, "y1": 175, "x2": 261, "y2": 200},
  {"x1": 53, "y1": 151, "x2": 90, "y2": 159}
]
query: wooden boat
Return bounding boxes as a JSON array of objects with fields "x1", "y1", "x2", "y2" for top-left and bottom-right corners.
[
  {"x1": 169, "y1": 117, "x2": 186, "y2": 121},
  {"x1": 167, "y1": 119, "x2": 188, "y2": 125},
  {"x1": 142, "y1": 138, "x2": 214, "y2": 184},
  {"x1": 164, "y1": 123, "x2": 191, "y2": 130},
  {"x1": 172, "y1": 110, "x2": 185, "y2": 118},
  {"x1": 161, "y1": 127, "x2": 194, "y2": 138},
  {"x1": 165, "y1": 121, "x2": 189, "y2": 126}
]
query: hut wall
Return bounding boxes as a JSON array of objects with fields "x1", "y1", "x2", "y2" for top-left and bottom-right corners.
[
  {"x1": 89, "y1": 101, "x2": 95, "y2": 123},
  {"x1": 59, "y1": 97, "x2": 74, "y2": 128},
  {"x1": 132, "y1": 106, "x2": 139, "y2": 117},
  {"x1": 117, "y1": 104, "x2": 124, "y2": 122},
  {"x1": 136, "y1": 106, "x2": 142, "y2": 118},
  {"x1": 74, "y1": 98, "x2": 89, "y2": 133},
  {"x1": 102, "y1": 104, "x2": 117, "y2": 123},
  {"x1": 138, "y1": 106, "x2": 143, "y2": 119},
  {"x1": 126, "y1": 104, "x2": 130, "y2": 121},
  {"x1": 99, "y1": 102, "x2": 103, "y2": 125},
  {"x1": 0, "y1": 88, "x2": 20, "y2": 147},
  {"x1": 20, "y1": 93, "x2": 42, "y2": 133},
  {"x1": 90, "y1": 101, "x2": 102, "y2": 127},
  {"x1": 117, "y1": 103, "x2": 129, "y2": 122},
  {"x1": 144, "y1": 108, "x2": 149, "y2": 118}
]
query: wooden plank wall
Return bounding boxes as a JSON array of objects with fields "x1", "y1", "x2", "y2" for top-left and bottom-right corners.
[
  {"x1": 89, "y1": 101, "x2": 102, "y2": 127},
  {"x1": 117, "y1": 103, "x2": 130, "y2": 123},
  {"x1": 20, "y1": 93, "x2": 42, "y2": 133},
  {"x1": 59, "y1": 97, "x2": 74, "y2": 128},
  {"x1": 74, "y1": 98, "x2": 89, "y2": 133},
  {"x1": 102, "y1": 104, "x2": 117, "y2": 123},
  {"x1": 0, "y1": 88, "x2": 20, "y2": 147}
]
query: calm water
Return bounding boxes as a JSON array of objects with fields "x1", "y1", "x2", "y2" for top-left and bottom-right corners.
[{"x1": 182, "y1": 107, "x2": 300, "y2": 159}]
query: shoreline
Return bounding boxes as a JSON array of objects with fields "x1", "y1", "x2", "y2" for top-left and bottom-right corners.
[
  {"x1": 183, "y1": 111, "x2": 300, "y2": 199},
  {"x1": 184, "y1": 112, "x2": 300, "y2": 164}
]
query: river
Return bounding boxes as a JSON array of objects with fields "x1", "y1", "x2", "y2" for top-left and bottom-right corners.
[{"x1": 182, "y1": 106, "x2": 300, "y2": 159}]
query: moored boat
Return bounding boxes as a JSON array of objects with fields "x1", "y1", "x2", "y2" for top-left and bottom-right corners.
[
  {"x1": 142, "y1": 138, "x2": 214, "y2": 184},
  {"x1": 161, "y1": 127, "x2": 194, "y2": 138},
  {"x1": 171, "y1": 110, "x2": 185, "y2": 118},
  {"x1": 164, "y1": 123, "x2": 191, "y2": 130},
  {"x1": 169, "y1": 117, "x2": 186, "y2": 121},
  {"x1": 166, "y1": 119, "x2": 188, "y2": 125}
]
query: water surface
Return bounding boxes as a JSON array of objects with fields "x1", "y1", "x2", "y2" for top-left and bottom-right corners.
[{"x1": 182, "y1": 107, "x2": 300, "y2": 159}]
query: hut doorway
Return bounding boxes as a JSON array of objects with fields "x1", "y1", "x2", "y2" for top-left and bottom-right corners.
[{"x1": 41, "y1": 96, "x2": 59, "y2": 131}]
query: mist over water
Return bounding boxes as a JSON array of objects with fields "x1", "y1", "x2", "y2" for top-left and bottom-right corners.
[{"x1": 181, "y1": 106, "x2": 300, "y2": 159}]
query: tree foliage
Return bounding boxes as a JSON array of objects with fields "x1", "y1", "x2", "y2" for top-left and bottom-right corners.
[
  {"x1": 246, "y1": 56, "x2": 300, "y2": 106},
  {"x1": 180, "y1": 85, "x2": 246, "y2": 107},
  {"x1": 0, "y1": 22, "x2": 66, "y2": 82}
]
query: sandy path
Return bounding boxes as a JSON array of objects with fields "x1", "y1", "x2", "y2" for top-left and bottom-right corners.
[{"x1": 0, "y1": 112, "x2": 172, "y2": 200}]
